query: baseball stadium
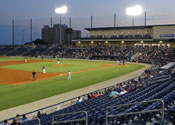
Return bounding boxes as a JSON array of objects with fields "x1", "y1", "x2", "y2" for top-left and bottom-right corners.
[{"x1": 1, "y1": 1, "x2": 175, "y2": 125}]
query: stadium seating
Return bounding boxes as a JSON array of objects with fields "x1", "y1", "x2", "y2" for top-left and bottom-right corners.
[{"x1": 20, "y1": 71, "x2": 175, "y2": 125}]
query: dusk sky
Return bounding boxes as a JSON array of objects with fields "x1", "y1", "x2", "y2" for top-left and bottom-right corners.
[{"x1": 0, "y1": 0, "x2": 175, "y2": 45}]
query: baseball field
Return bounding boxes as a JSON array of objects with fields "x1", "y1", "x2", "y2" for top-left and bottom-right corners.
[{"x1": 0, "y1": 57, "x2": 144, "y2": 111}]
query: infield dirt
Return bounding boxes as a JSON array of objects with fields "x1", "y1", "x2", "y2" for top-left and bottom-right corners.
[{"x1": 0, "y1": 60, "x2": 62, "y2": 85}]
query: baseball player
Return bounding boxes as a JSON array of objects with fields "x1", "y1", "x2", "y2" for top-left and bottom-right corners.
[
  {"x1": 25, "y1": 57, "x2": 27, "y2": 63},
  {"x1": 32, "y1": 70, "x2": 36, "y2": 80},
  {"x1": 42, "y1": 65, "x2": 46, "y2": 73},
  {"x1": 67, "y1": 70, "x2": 71, "y2": 80},
  {"x1": 57, "y1": 58, "x2": 60, "y2": 64}
]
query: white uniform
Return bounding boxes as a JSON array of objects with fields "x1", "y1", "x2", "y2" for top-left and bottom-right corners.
[
  {"x1": 57, "y1": 61, "x2": 60, "y2": 64},
  {"x1": 68, "y1": 71, "x2": 71, "y2": 80},
  {"x1": 57, "y1": 58, "x2": 60, "y2": 64},
  {"x1": 43, "y1": 66, "x2": 46, "y2": 73},
  {"x1": 43, "y1": 68, "x2": 46, "y2": 73},
  {"x1": 25, "y1": 58, "x2": 27, "y2": 63}
]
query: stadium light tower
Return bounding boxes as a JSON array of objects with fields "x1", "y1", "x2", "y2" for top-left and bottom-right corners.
[
  {"x1": 126, "y1": 5, "x2": 143, "y2": 26},
  {"x1": 55, "y1": 5, "x2": 68, "y2": 44}
]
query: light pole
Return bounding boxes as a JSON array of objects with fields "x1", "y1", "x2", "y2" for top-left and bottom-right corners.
[
  {"x1": 55, "y1": 5, "x2": 68, "y2": 45},
  {"x1": 126, "y1": 5, "x2": 143, "y2": 26}
]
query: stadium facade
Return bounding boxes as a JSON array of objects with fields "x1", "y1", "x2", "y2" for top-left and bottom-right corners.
[
  {"x1": 74, "y1": 24, "x2": 175, "y2": 47},
  {"x1": 42, "y1": 24, "x2": 81, "y2": 45}
]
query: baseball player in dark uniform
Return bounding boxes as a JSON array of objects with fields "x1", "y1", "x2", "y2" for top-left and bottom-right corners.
[{"x1": 32, "y1": 70, "x2": 36, "y2": 80}]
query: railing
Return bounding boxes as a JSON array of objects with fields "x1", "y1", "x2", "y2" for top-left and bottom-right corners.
[
  {"x1": 52, "y1": 111, "x2": 88, "y2": 125},
  {"x1": 105, "y1": 99, "x2": 165, "y2": 125},
  {"x1": 37, "y1": 118, "x2": 41, "y2": 125}
]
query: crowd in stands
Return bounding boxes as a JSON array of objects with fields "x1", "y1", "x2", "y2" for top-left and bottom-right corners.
[
  {"x1": 0, "y1": 45, "x2": 175, "y2": 67},
  {"x1": 2, "y1": 114, "x2": 28, "y2": 125},
  {"x1": 136, "y1": 46, "x2": 175, "y2": 66}
]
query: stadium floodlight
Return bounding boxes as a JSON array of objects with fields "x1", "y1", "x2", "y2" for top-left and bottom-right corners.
[
  {"x1": 126, "y1": 5, "x2": 143, "y2": 16},
  {"x1": 55, "y1": 5, "x2": 68, "y2": 14},
  {"x1": 55, "y1": 5, "x2": 68, "y2": 44},
  {"x1": 126, "y1": 5, "x2": 143, "y2": 26}
]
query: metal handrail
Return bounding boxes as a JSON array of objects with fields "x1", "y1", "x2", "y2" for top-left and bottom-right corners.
[
  {"x1": 52, "y1": 111, "x2": 88, "y2": 125},
  {"x1": 106, "y1": 99, "x2": 164, "y2": 125},
  {"x1": 37, "y1": 118, "x2": 40, "y2": 125}
]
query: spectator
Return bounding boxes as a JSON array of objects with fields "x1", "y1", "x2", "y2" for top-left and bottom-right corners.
[
  {"x1": 130, "y1": 85, "x2": 136, "y2": 91},
  {"x1": 110, "y1": 89, "x2": 118, "y2": 98},
  {"x1": 83, "y1": 95, "x2": 88, "y2": 101},
  {"x1": 119, "y1": 89, "x2": 127, "y2": 95},
  {"x1": 3, "y1": 120, "x2": 10, "y2": 125},
  {"x1": 117, "y1": 86, "x2": 123, "y2": 93},
  {"x1": 88, "y1": 93, "x2": 94, "y2": 99},
  {"x1": 76, "y1": 97, "x2": 82, "y2": 104},
  {"x1": 37, "y1": 111, "x2": 42, "y2": 119},
  {"x1": 42, "y1": 111, "x2": 47, "y2": 116},
  {"x1": 15, "y1": 114, "x2": 22, "y2": 124},
  {"x1": 10, "y1": 119, "x2": 18, "y2": 125},
  {"x1": 95, "y1": 92, "x2": 100, "y2": 97},
  {"x1": 22, "y1": 115, "x2": 28, "y2": 122}
]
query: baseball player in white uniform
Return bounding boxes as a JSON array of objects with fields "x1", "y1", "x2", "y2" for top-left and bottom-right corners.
[
  {"x1": 42, "y1": 65, "x2": 46, "y2": 73},
  {"x1": 57, "y1": 58, "x2": 60, "y2": 64},
  {"x1": 67, "y1": 70, "x2": 71, "y2": 80},
  {"x1": 25, "y1": 57, "x2": 27, "y2": 63}
]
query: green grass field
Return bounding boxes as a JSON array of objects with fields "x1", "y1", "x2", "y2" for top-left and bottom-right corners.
[{"x1": 0, "y1": 57, "x2": 144, "y2": 111}]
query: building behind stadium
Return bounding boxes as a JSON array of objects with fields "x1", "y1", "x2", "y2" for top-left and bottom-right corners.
[
  {"x1": 42, "y1": 24, "x2": 81, "y2": 45},
  {"x1": 74, "y1": 24, "x2": 175, "y2": 47}
]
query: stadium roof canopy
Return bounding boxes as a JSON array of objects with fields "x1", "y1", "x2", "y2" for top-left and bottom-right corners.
[{"x1": 85, "y1": 24, "x2": 175, "y2": 31}]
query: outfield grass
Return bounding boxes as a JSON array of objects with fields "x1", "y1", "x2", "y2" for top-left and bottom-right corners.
[
  {"x1": 0, "y1": 57, "x2": 144, "y2": 111},
  {"x1": 1, "y1": 60, "x2": 104, "y2": 73}
]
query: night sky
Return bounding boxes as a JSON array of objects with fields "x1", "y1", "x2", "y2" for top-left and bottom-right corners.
[{"x1": 0, "y1": 0, "x2": 175, "y2": 45}]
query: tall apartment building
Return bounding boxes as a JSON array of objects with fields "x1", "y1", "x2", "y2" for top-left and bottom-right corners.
[{"x1": 42, "y1": 24, "x2": 81, "y2": 45}]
